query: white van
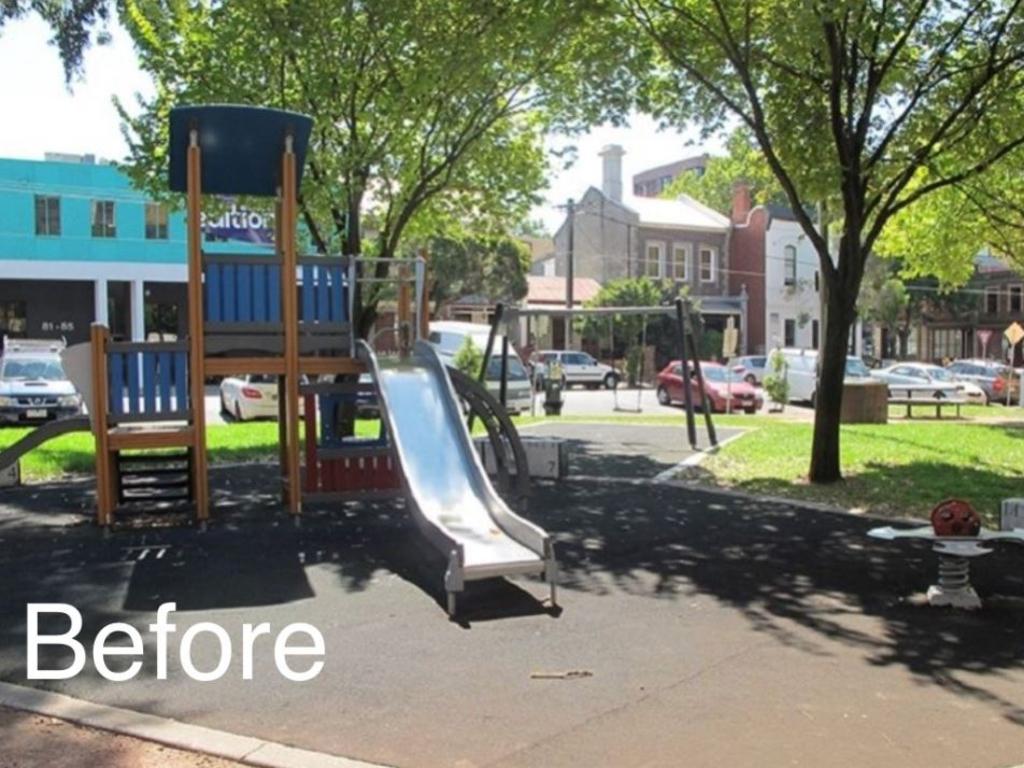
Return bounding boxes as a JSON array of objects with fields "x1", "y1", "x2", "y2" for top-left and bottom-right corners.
[
  {"x1": 778, "y1": 348, "x2": 872, "y2": 405},
  {"x1": 427, "y1": 321, "x2": 533, "y2": 414}
]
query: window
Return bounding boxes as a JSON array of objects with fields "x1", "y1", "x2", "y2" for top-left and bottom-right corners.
[
  {"x1": 670, "y1": 243, "x2": 689, "y2": 280},
  {"x1": 145, "y1": 202, "x2": 169, "y2": 240},
  {"x1": 91, "y1": 200, "x2": 116, "y2": 238},
  {"x1": 1010, "y1": 285, "x2": 1023, "y2": 313},
  {"x1": 34, "y1": 196, "x2": 60, "y2": 236},
  {"x1": 784, "y1": 318, "x2": 796, "y2": 347},
  {"x1": 985, "y1": 288, "x2": 1000, "y2": 314},
  {"x1": 644, "y1": 241, "x2": 664, "y2": 278},
  {"x1": 783, "y1": 245, "x2": 797, "y2": 286},
  {"x1": 931, "y1": 328, "x2": 964, "y2": 360},
  {"x1": 811, "y1": 319, "x2": 820, "y2": 349},
  {"x1": 699, "y1": 246, "x2": 717, "y2": 282},
  {"x1": 0, "y1": 301, "x2": 27, "y2": 336}
]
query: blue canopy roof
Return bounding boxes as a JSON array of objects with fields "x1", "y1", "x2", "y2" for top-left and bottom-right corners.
[{"x1": 168, "y1": 105, "x2": 313, "y2": 197}]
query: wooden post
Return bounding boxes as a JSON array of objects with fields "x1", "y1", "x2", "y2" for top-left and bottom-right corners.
[
  {"x1": 90, "y1": 323, "x2": 113, "y2": 526},
  {"x1": 281, "y1": 134, "x2": 302, "y2": 516},
  {"x1": 274, "y1": 198, "x2": 289, "y2": 502},
  {"x1": 186, "y1": 128, "x2": 210, "y2": 520}
]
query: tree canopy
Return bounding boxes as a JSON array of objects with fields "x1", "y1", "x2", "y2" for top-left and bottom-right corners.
[
  {"x1": 425, "y1": 236, "x2": 531, "y2": 318},
  {"x1": 117, "y1": 0, "x2": 635, "y2": 332},
  {"x1": 1, "y1": 0, "x2": 111, "y2": 81},
  {"x1": 627, "y1": 0, "x2": 1024, "y2": 481}
]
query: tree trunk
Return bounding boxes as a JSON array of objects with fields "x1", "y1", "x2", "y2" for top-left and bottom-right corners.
[{"x1": 809, "y1": 240, "x2": 859, "y2": 484}]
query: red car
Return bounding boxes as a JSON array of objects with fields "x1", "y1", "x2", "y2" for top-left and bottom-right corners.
[{"x1": 656, "y1": 361, "x2": 763, "y2": 414}]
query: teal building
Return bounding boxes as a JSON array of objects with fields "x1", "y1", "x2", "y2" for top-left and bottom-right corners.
[{"x1": 0, "y1": 153, "x2": 271, "y2": 345}]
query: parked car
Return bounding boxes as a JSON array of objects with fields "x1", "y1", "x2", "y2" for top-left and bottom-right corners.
[
  {"x1": 871, "y1": 362, "x2": 988, "y2": 405},
  {"x1": 427, "y1": 321, "x2": 532, "y2": 414},
  {"x1": 656, "y1": 361, "x2": 763, "y2": 414},
  {"x1": 778, "y1": 348, "x2": 872, "y2": 405},
  {"x1": 532, "y1": 350, "x2": 621, "y2": 390},
  {"x1": 220, "y1": 373, "x2": 285, "y2": 421},
  {"x1": 0, "y1": 338, "x2": 82, "y2": 425},
  {"x1": 946, "y1": 359, "x2": 1020, "y2": 404},
  {"x1": 729, "y1": 355, "x2": 768, "y2": 385}
]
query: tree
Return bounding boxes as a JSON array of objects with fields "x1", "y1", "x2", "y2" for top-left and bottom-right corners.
[
  {"x1": 628, "y1": 0, "x2": 1024, "y2": 482},
  {"x1": 857, "y1": 258, "x2": 914, "y2": 359},
  {"x1": 117, "y1": 0, "x2": 635, "y2": 336},
  {"x1": 661, "y1": 127, "x2": 786, "y2": 214},
  {"x1": 2, "y1": 0, "x2": 110, "y2": 81},
  {"x1": 425, "y1": 236, "x2": 531, "y2": 318}
]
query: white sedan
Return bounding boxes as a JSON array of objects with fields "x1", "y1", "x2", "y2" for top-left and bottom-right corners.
[
  {"x1": 219, "y1": 374, "x2": 292, "y2": 421},
  {"x1": 871, "y1": 362, "x2": 989, "y2": 405}
]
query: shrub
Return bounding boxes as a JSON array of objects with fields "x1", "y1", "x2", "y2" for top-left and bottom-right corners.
[
  {"x1": 452, "y1": 336, "x2": 484, "y2": 378},
  {"x1": 762, "y1": 350, "x2": 790, "y2": 411}
]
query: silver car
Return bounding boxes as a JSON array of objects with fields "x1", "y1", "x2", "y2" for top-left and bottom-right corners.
[{"x1": 0, "y1": 339, "x2": 82, "y2": 424}]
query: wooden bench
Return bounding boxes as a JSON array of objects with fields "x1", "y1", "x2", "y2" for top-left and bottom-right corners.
[{"x1": 887, "y1": 384, "x2": 967, "y2": 419}]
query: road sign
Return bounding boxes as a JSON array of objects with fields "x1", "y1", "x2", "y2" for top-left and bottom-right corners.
[
  {"x1": 978, "y1": 329, "x2": 993, "y2": 351},
  {"x1": 1005, "y1": 322, "x2": 1024, "y2": 347}
]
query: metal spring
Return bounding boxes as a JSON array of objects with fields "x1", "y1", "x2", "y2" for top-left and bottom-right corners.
[{"x1": 936, "y1": 554, "x2": 972, "y2": 591}]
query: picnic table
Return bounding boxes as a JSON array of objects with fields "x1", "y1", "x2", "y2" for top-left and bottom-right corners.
[{"x1": 886, "y1": 383, "x2": 966, "y2": 419}]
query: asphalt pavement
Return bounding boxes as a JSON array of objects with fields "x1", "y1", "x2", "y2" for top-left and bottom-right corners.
[{"x1": 2, "y1": 453, "x2": 1024, "y2": 768}]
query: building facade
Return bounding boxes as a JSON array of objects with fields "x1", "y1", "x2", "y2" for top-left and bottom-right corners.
[
  {"x1": 728, "y1": 186, "x2": 826, "y2": 354},
  {"x1": 631, "y1": 155, "x2": 708, "y2": 198},
  {"x1": 0, "y1": 154, "x2": 271, "y2": 345},
  {"x1": 549, "y1": 145, "x2": 746, "y2": 350}
]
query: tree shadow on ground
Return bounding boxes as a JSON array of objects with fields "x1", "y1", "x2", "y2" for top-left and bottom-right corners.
[{"x1": 524, "y1": 478, "x2": 1024, "y2": 726}]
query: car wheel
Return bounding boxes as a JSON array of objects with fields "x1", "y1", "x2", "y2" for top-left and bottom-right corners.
[
  {"x1": 604, "y1": 373, "x2": 620, "y2": 389},
  {"x1": 744, "y1": 406, "x2": 756, "y2": 415},
  {"x1": 234, "y1": 401, "x2": 244, "y2": 422},
  {"x1": 220, "y1": 392, "x2": 230, "y2": 415},
  {"x1": 656, "y1": 385, "x2": 671, "y2": 406},
  {"x1": 744, "y1": 374, "x2": 756, "y2": 385}
]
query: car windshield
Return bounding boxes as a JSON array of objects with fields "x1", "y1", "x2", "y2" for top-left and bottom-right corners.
[
  {"x1": 700, "y1": 366, "x2": 743, "y2": 383},
  {"x1": 485, "y1": 356, "x2": 529, "y2": 381},
  {"x1": 0, "y1": 357, "x2": 66, "y2": 382},
  {"x1": 845, "y1": 358, "x2": 870, "y2": 377}
]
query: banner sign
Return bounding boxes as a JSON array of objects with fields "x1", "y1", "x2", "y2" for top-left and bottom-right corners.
[{"x1": 201, "y1": 204, "x2": 274, "y2": 246}]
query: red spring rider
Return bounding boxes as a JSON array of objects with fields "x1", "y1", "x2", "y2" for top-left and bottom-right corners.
[{"x1": 930, "y1": 498, "x2": 981, "y2": 537}]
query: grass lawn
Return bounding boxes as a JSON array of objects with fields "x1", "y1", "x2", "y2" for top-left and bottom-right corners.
[
  {"x1": 684, "y1": 420, "x2": 1024, "y2": 525},
  {"x1": 0, "y1": 420, "x2": 383, "y2": 481}
]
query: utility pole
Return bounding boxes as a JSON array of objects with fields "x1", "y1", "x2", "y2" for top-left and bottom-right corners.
[{"x1": 566, "y1": 197, "x2": 575, "y2": 348}]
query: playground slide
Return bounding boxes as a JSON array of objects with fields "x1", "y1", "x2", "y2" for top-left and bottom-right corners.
[
  {"x1": 357, "y1": 340, "x2": 556, "y2": 615},
  {"x1": 0, "y1": 415, "x2": 91, "y2": 476}
]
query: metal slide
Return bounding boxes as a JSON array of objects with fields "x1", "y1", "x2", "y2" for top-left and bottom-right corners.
[
  {"x1": 358, "y1": 340, "x2": 556, "y2": 616},
  {"x1": 0, "y1": 415, "x2": 91, "y2": 479}
]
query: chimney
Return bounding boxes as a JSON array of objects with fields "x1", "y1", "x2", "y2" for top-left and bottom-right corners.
[
  {"x1": 731, "y1": 182, "x2": 751, "y2": 224},
  {"x1": 599, "y1": 144, "x2": 625, "y2": 203}
]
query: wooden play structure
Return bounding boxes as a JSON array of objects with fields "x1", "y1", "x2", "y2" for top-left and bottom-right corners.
[{"x1": 86, "y1": 105, "x2": 424, "y2": 526}]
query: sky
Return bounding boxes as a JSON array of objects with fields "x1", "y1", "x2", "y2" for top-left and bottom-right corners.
[{"x1": 1, "y1": 15, "x2": 720, "y2": 234}]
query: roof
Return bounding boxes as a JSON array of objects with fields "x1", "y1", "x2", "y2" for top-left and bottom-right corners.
[
  {"x1": 168, "y1": 105, "x2": 314, "y2": 197},
  {"x1": 525, "y1": 276, "x2": 602, "y2": 305},
  {"x1": 602, "y1": 189, "x2": 730, "y2": 232}
]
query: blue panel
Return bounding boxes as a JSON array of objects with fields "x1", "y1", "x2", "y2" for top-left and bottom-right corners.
[
  {"x1": 143, "y1": 352, "x2": 157, "y2": 414},
  {"x1": 159, "y1": 352, "x2": 172, "y2": 412},
  {"x1": 174, "y1": 352, "x2": 188, "y2": 411},
  {"x1": 316, "y1": 265, "x2": 329, "y2": 322},
  {"x1": 206, "y1": 263, "x2": 222, "y2": 322},
  {"x1": 108, "y1": 353, "x2": 124, "y2": 415},
  {"x1": 252, "y1": 264, "x2": 267, "y2": 322},
  {"x1": 301, "y1": 265, "x2": 314, "y2": 322},
  {"x1": 222, "y1": 264, "x2": 236, "y2": 321},
  {"x1": 126, "y1": 353, "x2": 140, "y2": 414},
  {"x1": 267, "y1": 265, "x2": 281, "y2": 322},
  {"x1": 168, "y1": 105, "x2": 314, "y2": 197},
  {"x1": 330, "y1": 266, "x2": 344, "y2": 322},
  {"x1": 237, "y1": 264, "x2": 252, "y2": 322}
]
